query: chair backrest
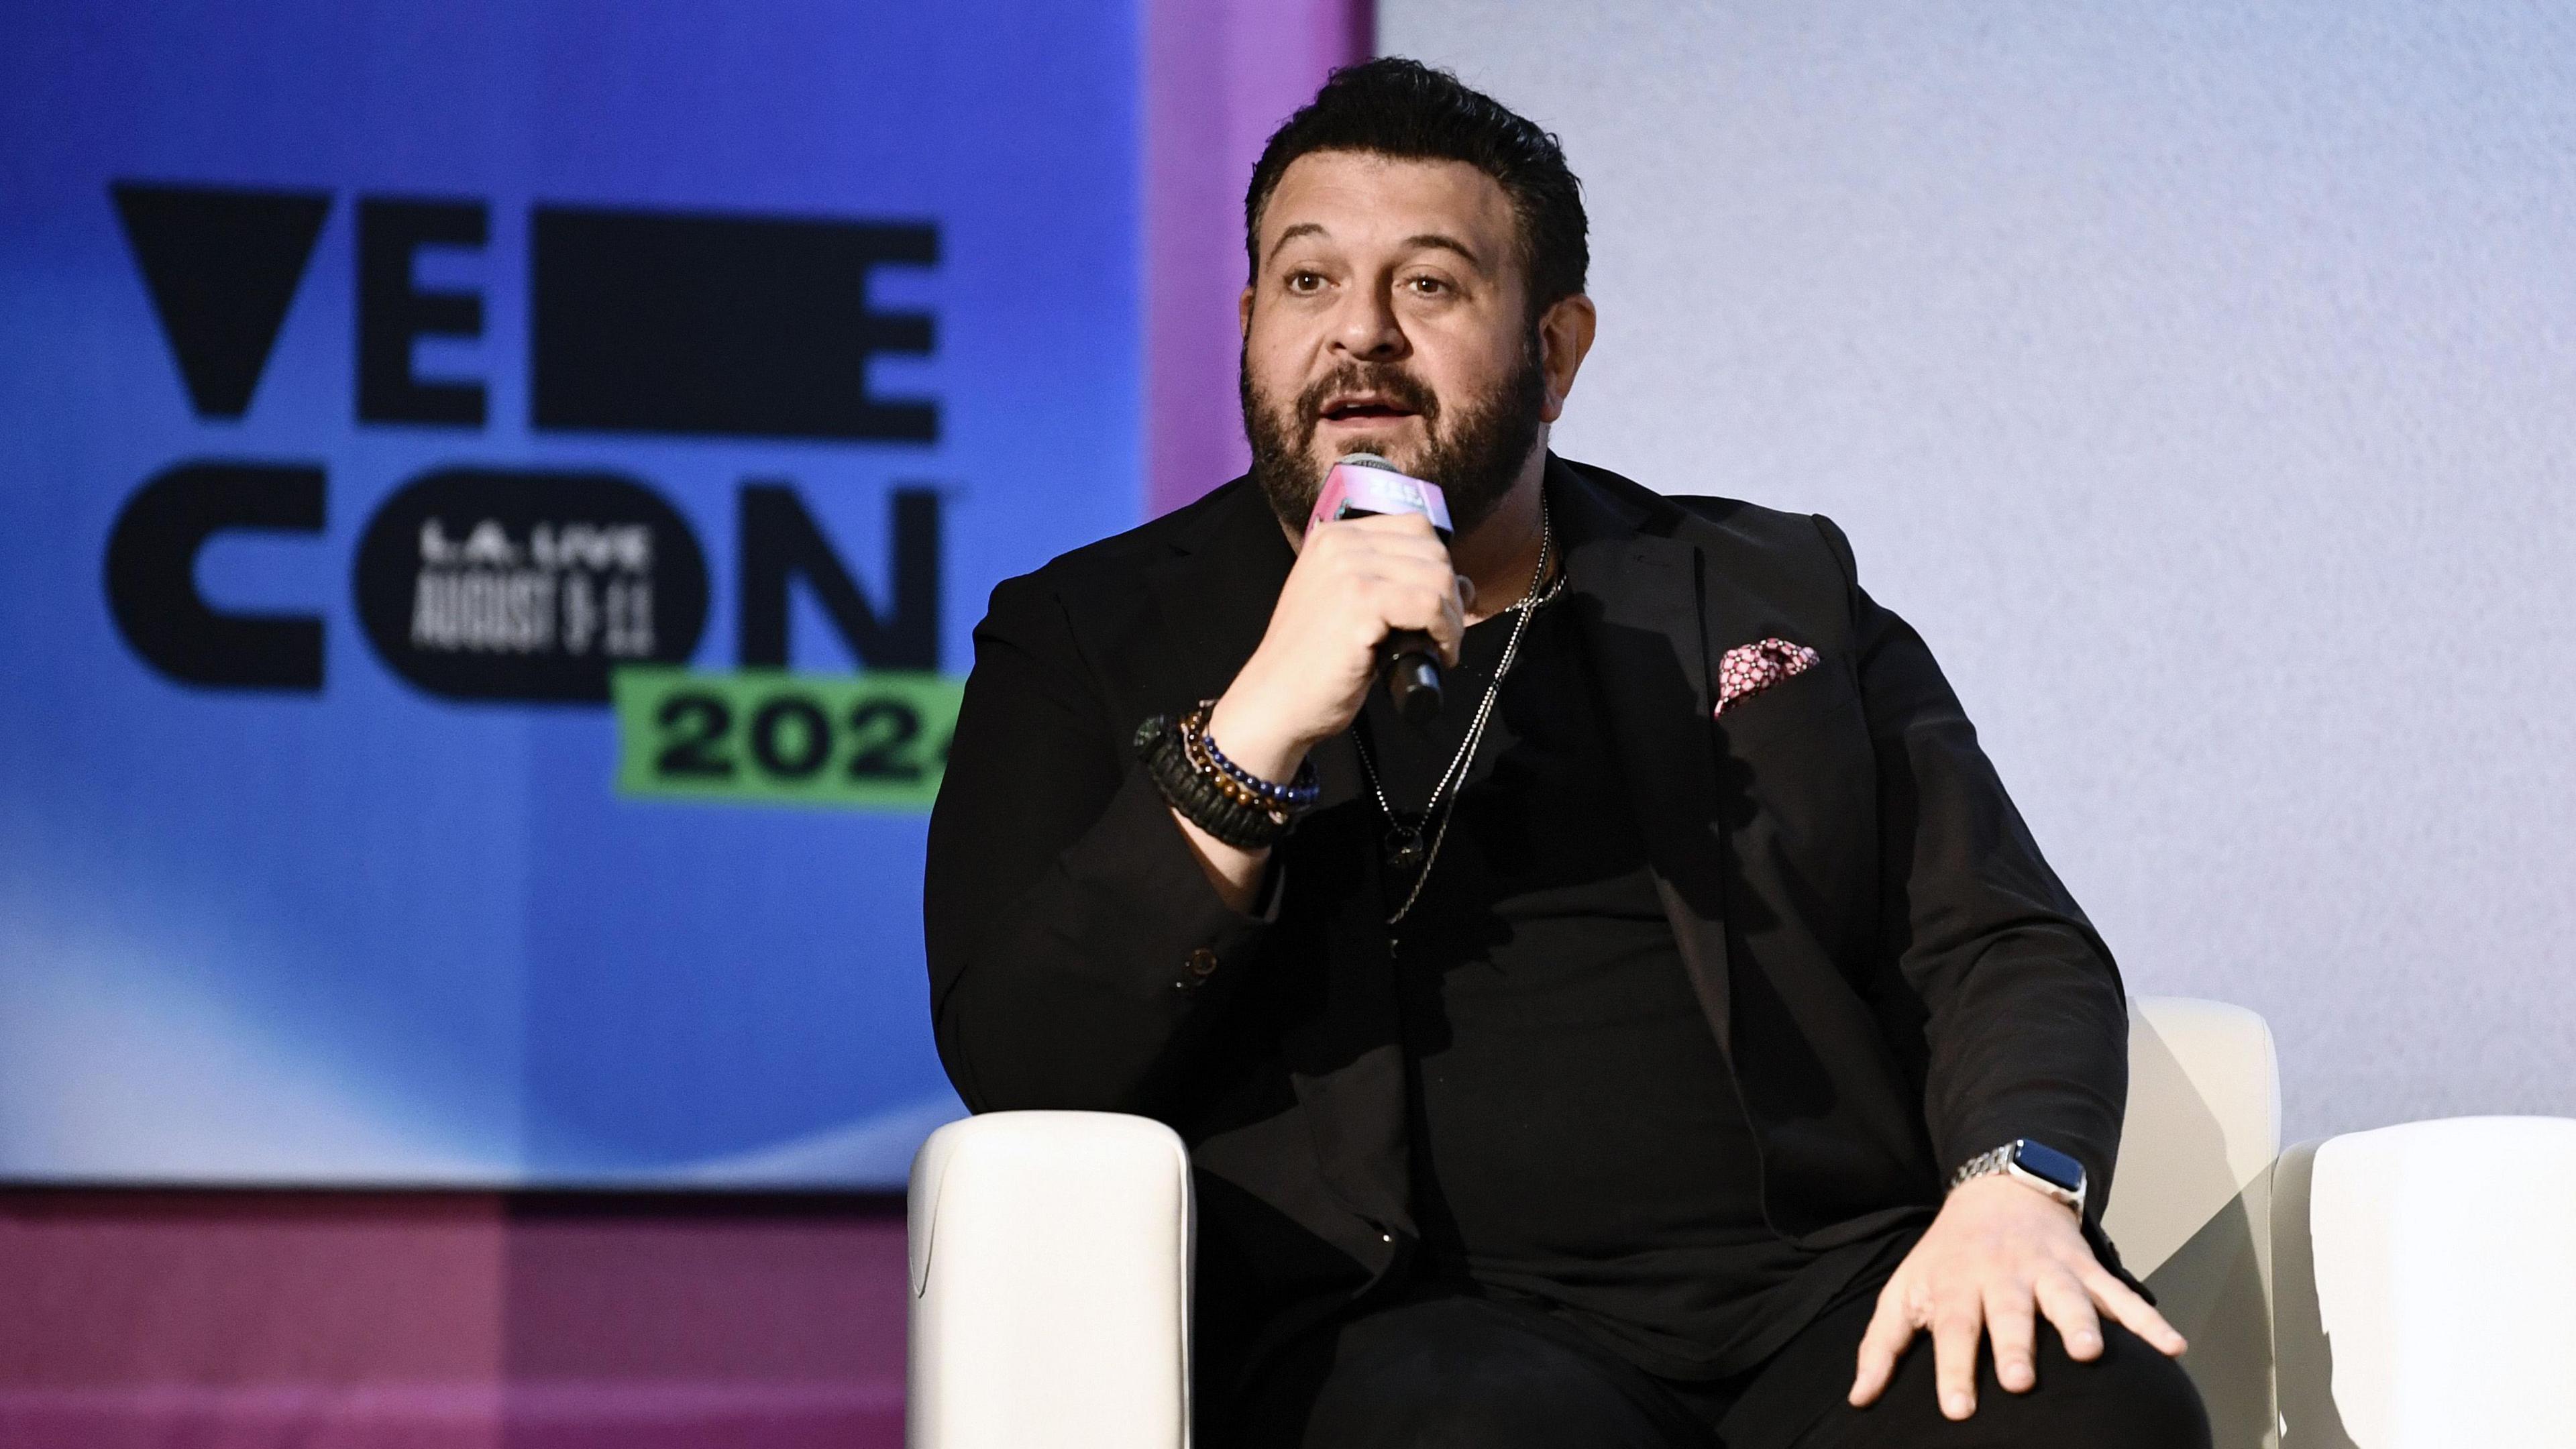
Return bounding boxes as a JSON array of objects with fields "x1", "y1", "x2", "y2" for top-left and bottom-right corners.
[
  {"x1": 2271, "y1": 1116, "x2": 2576, "y2": 1449},
  {"x1": 2113, "y1": 996, "x2": 2283, "y2": 1449},
  {"x1": 908, "y1": 1110, "x2": 1193, "y2": 1449}
]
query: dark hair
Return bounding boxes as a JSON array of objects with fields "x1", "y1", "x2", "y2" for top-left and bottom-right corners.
[{"x1": 1244, "y1": 57, "x2": 1588, "y2": 317}]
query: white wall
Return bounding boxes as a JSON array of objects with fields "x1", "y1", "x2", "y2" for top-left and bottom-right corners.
[{"x1": 1381, "y1": 1, "x2": 2576, "y2": 1142}]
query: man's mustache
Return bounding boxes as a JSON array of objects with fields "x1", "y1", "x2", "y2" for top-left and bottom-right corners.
[{"x1": 1294, "y1": 365, "x2": 1442, "y2": 429}]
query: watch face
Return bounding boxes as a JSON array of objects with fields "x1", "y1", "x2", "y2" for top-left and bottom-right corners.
[{"x1": 2013, "y1": 1139, "x2": 2086, "y2": 1194}]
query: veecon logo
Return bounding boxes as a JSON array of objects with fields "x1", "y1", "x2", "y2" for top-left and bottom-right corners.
[{"x1": 101, "y1": 181, "x2": 963, "y2": 810}]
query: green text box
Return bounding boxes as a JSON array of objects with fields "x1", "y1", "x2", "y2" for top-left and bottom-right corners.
[{"x1": 613, "y1": 667, "x2": 963, "y2": 812}]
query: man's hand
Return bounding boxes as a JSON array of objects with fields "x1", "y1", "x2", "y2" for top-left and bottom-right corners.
[
  {"x1": 1205, "y1": 512, "x2": 1468, "y2": 785},
  {"x1": 1166, "y1": 513, "x2": 1466, "y2": 910},
  {"x1": 1848, "y1": 1175, "x2": 2187, "y2": 1420}
]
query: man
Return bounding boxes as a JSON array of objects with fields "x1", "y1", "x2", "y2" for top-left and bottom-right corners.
[{"x1": 925, "y1": 58, "x2": 2209, "y2": 1448}]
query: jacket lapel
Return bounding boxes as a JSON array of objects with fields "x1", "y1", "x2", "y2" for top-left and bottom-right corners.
[{"x1": 1554, "y1": 458, "x2": 1739, "y2": 1052}]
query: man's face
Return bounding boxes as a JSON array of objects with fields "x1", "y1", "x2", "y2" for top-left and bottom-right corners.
[{"x1": 1239, "y1": 151, "x2": 1550, "y2": 536}]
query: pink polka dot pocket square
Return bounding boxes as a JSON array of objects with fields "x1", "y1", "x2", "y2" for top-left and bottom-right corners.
[{"x1": 1714, "y1": 637, "x2": 1823, "y2": 718}]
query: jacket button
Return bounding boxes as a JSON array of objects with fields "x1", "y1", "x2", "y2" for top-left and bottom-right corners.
[{"x1": 1185, "y1": 947, "x2": 1220, "y2": 979}]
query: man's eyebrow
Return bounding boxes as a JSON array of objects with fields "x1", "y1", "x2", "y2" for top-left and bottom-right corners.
[
  {"x1": 1402, "y1": 233, "x2": 1482, "y2": 268},
  {"x1": 1261, "y1": 226, "x2": 1487, "y2": 269},
  {"x1": 1265, "y1": 222, "x2": 1326, "y2": 264}
]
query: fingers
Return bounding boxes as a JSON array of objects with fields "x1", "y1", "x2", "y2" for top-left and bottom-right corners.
[
  {"x1": 1847, "y1": 1288, "x2": 1915, "y2": 1407},
  {"x1": 1238, "y1": 513, "x2": 1464, "y2": 747},
  {"x1": 1833, "y1": 1188, "x2": 2184, "y2": 1432},
  {"x1": 1340, "y1": 509, "x2": 1444, "y2": 539},
  {"x1": 1984, "y1": 1277, "x2": 2039, "y2": 1394},
  {"x1": 1434, "y1": 571, "x2": 1465, "y2": 663},
  {"x1": 2033, "y1": 1264, "x2": 2103, "y2": 1362},
  {"x1": 1310, "y1": 525, "x2": 1464, "y2": 664},
  {"x1": 2083, "y1": 1265, "x2": 2189, "y2": 1357},
  {"x1": 1301, "y1": 515, "x2": 1452, "y2": 577},
  {"x1": 1931, "y1": 1298, "x2": 1984, "y2": 1421},
  {"x1": 1305, "y1": 517, "x2": 1455, "y2": 586},
  {"x1": 1367, "y1": 572, "x2": 1463, "y2": 665},
  {"x1": 1330, "y1": 511, "x2": 1450, "y2": 559}
]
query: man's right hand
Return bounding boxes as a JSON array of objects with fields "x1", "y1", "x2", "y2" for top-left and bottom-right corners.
[
  {"x1": 1203, "y1": 512, "x2": 1469, "y2": 790},
  {"x1": 1167, "y1": 513, "x2": 1466, "y2": 908}
]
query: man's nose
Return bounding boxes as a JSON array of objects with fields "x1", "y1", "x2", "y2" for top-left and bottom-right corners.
[{"x1": 1328, "y1": 283, "x2": 1407, "y2": 362}]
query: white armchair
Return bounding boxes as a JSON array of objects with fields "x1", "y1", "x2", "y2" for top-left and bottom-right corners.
[
  {"x1": 907, "y1": 1000, "x2": 2576, "y2": 1448},
  {"x1": 908, "y1": 1110, "x2": 1194, "y2": 1449},
  {"x1": 2268, "y1": 1116, "x2": 2576, "y2": 1447}
]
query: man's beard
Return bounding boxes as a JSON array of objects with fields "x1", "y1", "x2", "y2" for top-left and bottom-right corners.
[{"x1": 1240, "y1": 337, "x2": 1547, "y2": 539}]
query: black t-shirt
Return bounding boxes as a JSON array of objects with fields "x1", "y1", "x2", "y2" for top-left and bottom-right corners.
[{"x1": 1356, "y1": 586, "x2": 1892, "y2": 1382}]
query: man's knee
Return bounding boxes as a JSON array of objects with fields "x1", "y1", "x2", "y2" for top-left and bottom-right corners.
[
  {"x1": 1792, "y1": 1320, "x2": 2208, "y2": 1449},
  {"x1": 1998, "y1": 1320, "x2": 2211, "y2": 1448}
]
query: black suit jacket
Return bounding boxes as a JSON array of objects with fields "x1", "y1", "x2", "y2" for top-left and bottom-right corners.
[{"x1": 923, "y1": 455, "x2": 2133, "y2": 1400}]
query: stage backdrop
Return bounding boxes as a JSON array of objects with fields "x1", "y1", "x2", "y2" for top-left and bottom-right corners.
[
  {"x1": 0, "y1": 1, "x2": 1160, "y2": 1187},
  {"x1": 1385, "y1": 0, "x2": 2576, "y2": 1143}
]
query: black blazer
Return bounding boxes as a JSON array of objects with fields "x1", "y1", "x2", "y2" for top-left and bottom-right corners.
[{"x1": 924, "y1": 455, "x2": 2133, "y2": 1397}]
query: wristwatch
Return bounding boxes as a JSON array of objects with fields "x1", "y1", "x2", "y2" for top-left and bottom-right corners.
[{"x1": 1950, "y1": 1138, "x2": 2088, "y2": 1216}]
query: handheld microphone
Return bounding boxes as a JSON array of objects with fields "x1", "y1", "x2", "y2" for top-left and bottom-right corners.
[{"x1": 1305, "y1": 453, "x2": 1455, "y2": 725}]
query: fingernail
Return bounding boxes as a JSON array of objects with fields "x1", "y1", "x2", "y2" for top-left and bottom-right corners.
[{"x1": 1945, "y1": 1393, "x2": 1971, "y2": 1417}]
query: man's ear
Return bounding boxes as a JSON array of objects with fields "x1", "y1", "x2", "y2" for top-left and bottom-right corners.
[
  {"x1": 1239, "y1": 285, "x2": 1255, "y2": 338},
  {"x1": 1538, "y1": 294, "x2": 1597, "y2": 423}
]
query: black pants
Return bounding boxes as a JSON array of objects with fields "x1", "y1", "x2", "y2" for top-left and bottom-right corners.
[{"x1": 1227, "y1": 1285, "x2": 2210, "y2": 1449}]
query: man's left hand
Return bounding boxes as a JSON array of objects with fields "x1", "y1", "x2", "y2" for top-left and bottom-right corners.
[{"x1": 1847, "y1": 1175, "x2": 2187, "y2": 1419}]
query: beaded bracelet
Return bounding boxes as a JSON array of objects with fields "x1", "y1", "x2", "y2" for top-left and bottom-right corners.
[
  {"x1": 1177, "y1": 700, "x2": 1322, "y2": 812},
  {"x1": 1134, "y1": 714, "x2": 1292, "y2": 851},
  {"x1": 1182, "y1": 731, "x2": 1274, "y2": 815}
]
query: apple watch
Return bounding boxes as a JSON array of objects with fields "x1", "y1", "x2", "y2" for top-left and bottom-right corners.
[{"x1": 1949, "y1": 1138, "x2": 2088, "y2": 1216}]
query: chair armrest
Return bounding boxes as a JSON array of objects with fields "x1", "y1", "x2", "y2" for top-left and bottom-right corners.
[
  {"x1": 2115, "y1": 996, "x2": 2282, "y2": 1448},
  {"x1": 2112, "y1": 996, "x2": 2282, "y2": 1277},
  {"x1": 908, "y1": 1110, "x2": 1193, "y2": 1449}
]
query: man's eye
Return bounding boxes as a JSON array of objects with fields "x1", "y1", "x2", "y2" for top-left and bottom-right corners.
[
  {"x1": 1405, "y1": 276, "x2": 1449, "y2": 297},
  {"x1": 1286, "y1": 271, "x2": 1324, "y2": 293}
]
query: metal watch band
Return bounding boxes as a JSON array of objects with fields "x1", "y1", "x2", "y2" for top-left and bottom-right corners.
[
  {"x1": 1949, "y1": 1138, "x2": 2086, "y2": 1214},
  {"x1": 1949, "y1": 1143, "x2": 2017, "y2": 1188}
]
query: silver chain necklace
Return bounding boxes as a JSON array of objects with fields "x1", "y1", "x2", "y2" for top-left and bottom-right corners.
[{"x1": 1352, "y1": 496, "x2": 1560, "y2": 927}]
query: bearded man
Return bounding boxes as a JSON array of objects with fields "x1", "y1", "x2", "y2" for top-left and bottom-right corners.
[{"x1": 924, "y1": 58, "x2": 2210, "y2": 1449}]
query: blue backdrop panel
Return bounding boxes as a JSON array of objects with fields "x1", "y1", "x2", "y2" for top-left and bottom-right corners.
[{"x1": 0, "y1": 1, "x2": 1141, "y2": 1185}]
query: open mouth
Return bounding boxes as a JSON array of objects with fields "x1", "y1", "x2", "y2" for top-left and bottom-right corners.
[{"x1": 1318, "y1": 396, "x2": 1419, "y2": 423}]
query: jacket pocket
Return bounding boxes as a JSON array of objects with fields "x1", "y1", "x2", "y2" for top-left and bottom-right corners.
[{"x1": 1713, "y1": 657, "x2": 1858, "y2": 754}]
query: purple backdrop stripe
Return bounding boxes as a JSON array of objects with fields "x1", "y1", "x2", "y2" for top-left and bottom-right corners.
[
  {"x1": 0, "y1": 1191, "x2": 909, "y2": 1449},
  {"x1": 1146, "y1": 0, "x2": 1375, "y2": 516},
  {"x1": 0, "y1": 1387, "x2": 902, "y2": 1449}
]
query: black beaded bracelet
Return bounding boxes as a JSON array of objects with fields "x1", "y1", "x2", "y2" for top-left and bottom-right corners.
[{"x1": 1135, "y1": 715, "x2": 1292, "y2": 850}]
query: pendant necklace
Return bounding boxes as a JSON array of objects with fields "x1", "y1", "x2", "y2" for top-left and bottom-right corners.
[{"x1": 1352, "y1": 496, "x2": 1563, "y2": 928}]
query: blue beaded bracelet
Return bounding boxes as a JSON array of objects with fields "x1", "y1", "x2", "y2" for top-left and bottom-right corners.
[{"x1": 1183, "y1": 701, "x2": 1322, "y2": 810}]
